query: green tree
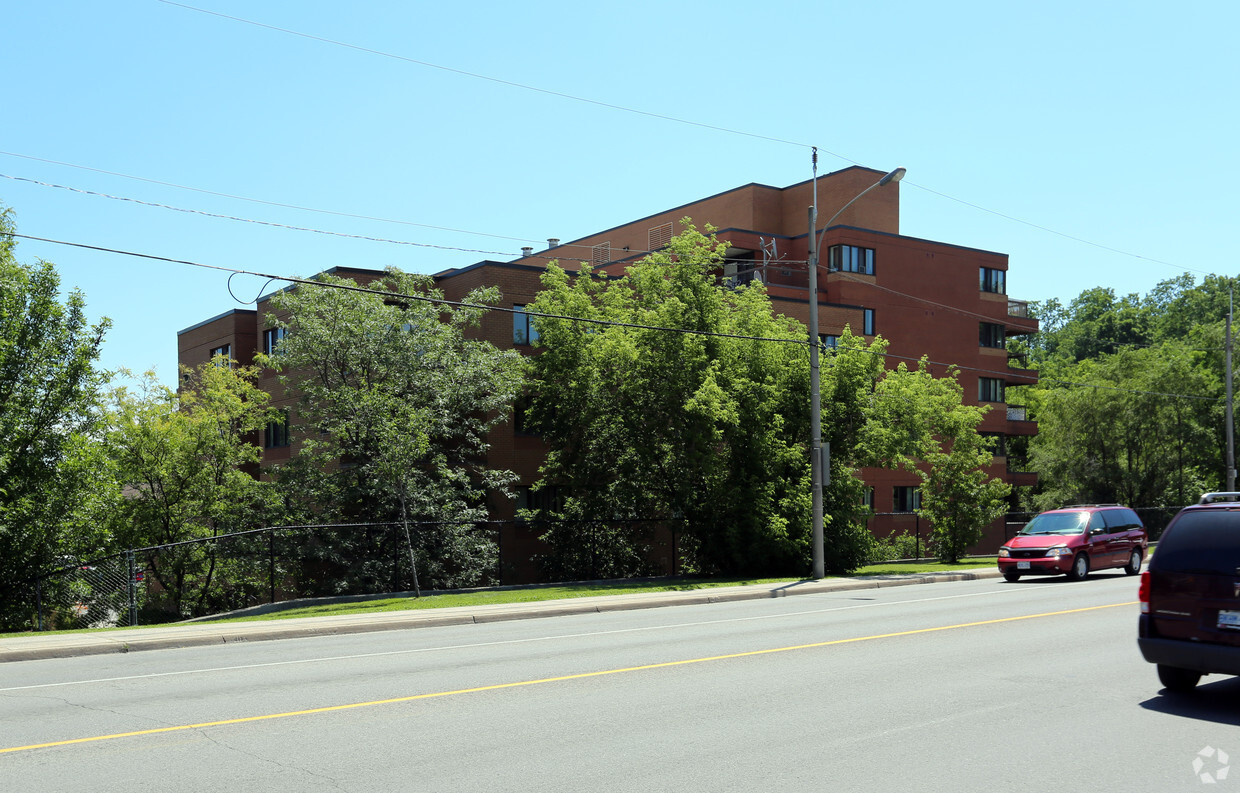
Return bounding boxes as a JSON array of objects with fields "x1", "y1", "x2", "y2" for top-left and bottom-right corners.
[
  {"x1": 0, "y1": 207, "x2": 112, "y2": 629},
  {"x1": 105, "y1": 362, "x2": 281, "y2": 618},
  {"x1": 263, "y1": 268, "x2": 524, "y2": 590},
  {"x1": 916, "y1": 397, "x2": 1011, "y2": 563},
  {"x1": 526, "y1": 223, "x2": 814, "y2": 577},
  {"x1": 1023, "y1": 343, "x2": 1219, "y2": 510},
  {"x1": 527, "y1": 225, "x2": 977, "y2": 576}
]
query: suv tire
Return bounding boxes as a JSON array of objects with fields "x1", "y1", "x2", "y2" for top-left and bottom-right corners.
[
  {"x1": 1157, "y1": 664, "x2": 1202, "y2": 693},
  {"x1": 1003, "y1": 571, "x2": 1021, "y2": 582},
  {"x1": 1124, "y1": 549, "x2": 1142, "y2": 575},
  {"x1": 1066, "y1": 553, "x2": 1089, "y2": 581}
]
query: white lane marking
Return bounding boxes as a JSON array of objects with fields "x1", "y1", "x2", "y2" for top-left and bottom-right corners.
[{"x1": 1, "y1": 576, "x2": 1133, "y2": 692}]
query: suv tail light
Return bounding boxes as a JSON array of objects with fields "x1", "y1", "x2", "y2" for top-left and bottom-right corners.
[{"x1": 1138, "y1": 570, "x2": 1150, "y2": 613}]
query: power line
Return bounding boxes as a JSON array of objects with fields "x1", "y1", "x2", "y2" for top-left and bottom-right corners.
[
  {"x1": 9, "y1": 233, "x2": 811, "y2": 348},
  {"x1": 0, "y1": 168, "x2": 763, "y2": 266},
  {"x1": 904, "y1": 180, "x2": 1215, "y2": 279},
  {"x1": 9, "y1": 232, "x2": 1221, "y2": 404},
  {"x1": 2, "y1": 148, "x2": 1211, "y2": 282},
  {"x1": 155, "y1": 0, "x2": 822, "y2": 154},
  {"x1": 0, "y1": 150, "x2": 545, "y2": 246}
]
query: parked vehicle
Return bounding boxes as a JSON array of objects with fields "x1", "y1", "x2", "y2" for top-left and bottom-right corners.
[
  {"x1": 997, "y1": 505, "x2": 1147, "y2": 582},
  {"x1": 1138, "y1": 492, "x2": 1240, "y2": 692}
]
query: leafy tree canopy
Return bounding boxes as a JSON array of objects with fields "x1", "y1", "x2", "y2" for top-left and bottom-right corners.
[
  {"x1": 0, "y1": 206, "x2": 111, "y2": 627},
  {"x1": 526, "y1": 223, "x2": 991, "y2": 575},
  {"x1": 103, "y1": 362, "x2": 282, "y2": 617},
  {"x1": 262, "y1": 268, "x2": 524, "y2": 589}
]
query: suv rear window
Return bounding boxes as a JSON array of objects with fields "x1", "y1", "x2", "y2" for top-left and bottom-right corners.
[{"x1": 1153, "y1": 510, "x2": 1240, "y2": 574}]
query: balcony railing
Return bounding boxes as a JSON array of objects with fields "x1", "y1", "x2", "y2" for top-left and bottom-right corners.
[
  {"x1": 1007, "y1": 405, "x2": 1028, "y2": 422},
  {"x1": 1007, "y1": 299, "x2": 1030, "y2": 318}
]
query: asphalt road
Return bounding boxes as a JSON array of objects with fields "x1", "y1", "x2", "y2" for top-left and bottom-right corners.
[{"x1": 2, "y1": 571, "x2": 1237, "y2": 792}]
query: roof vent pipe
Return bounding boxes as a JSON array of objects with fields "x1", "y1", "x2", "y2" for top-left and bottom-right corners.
[
  {"x1": 547, "y1": 238, "x2": 560, "y2": 248},
  {"x1": 521, "y1": 247, "x2": 534, "y2": 257}
]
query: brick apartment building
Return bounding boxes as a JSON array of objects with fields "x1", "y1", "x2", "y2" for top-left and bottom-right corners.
[{"x1": 178, "y1": 165, "x2": 1038, "y2": 579}]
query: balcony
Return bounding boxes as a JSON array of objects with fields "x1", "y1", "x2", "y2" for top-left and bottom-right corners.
[
  {"x1": 1004, "y1": 298, "x2": 1039, "y2": 336},
  {"x1": 1005, "y1": 405, "x2": 1038, "y2": 436},
  {"x1": 1006, "y1": 353, "x2": 1038, "y2": 386},
  {"x1": 1006, "y1": 468, "x2": 1039, "y2": 488}
]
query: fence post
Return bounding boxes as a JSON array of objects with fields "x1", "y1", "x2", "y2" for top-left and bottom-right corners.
[
  {"x1": 269, "y1": 530, "x2": 276, "y2": 604},
  {"x1": 127, "y1": 549, "x2": 138, "y2": 627},
  {"x1": 36, "y1": 577, "x2": 44, "y2": 632}
]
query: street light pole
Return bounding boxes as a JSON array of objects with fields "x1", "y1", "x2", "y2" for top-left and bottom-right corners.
[
  {"x1": 808, "y1": 159, "x2": 906, "y2": 579},
  {"x1": 1227, "y1": 282, "x2": 1235, "y2": 491}
]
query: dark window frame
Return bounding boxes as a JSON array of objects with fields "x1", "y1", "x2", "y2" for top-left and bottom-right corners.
[
  {"x1": 828, "y1": 244, "x2": 876, "y2": 275},
  {"x1": 262, "y1": 327, "x2": 287, "y2": 357},
  {"x1": 979, "y1": 377, "x2": 1006, "y2": 403},
  {"x1": 893, "y1": 486, "x2": 921, "y2": 513},
  {"x1": 513, "y1": 305, "x2": 539, "y2": 346},
  {"x1": 979, "y1": 322, "x2": 1005, "y2": 348},
  {"x1": 264, "y1": 410, "x2": 291, "y2": 449},
  {"x1": 980, "y1": 267, "x2": 1006, "y2": 294}
]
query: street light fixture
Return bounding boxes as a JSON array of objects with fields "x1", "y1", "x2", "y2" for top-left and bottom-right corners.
[{"x1": 806, "y1": 160, "x2": 906, "y2": 579}]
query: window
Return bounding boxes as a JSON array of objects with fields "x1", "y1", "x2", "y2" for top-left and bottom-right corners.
[
  {"x1": 263, "y1": 327, "x2": 287, "y2": 357},
  {"x1": 979, "y1": 377, "x2": 1006, "y2": 403},
  {"x1": 820, "y1": 334, "x2": 839, "y2": 351},
  {"x1": 860, "y1": 487, "x2": 874, "y2": 510},
  {"x1": 893, "y1": 486, "x2": 921, "y2": 513},
  {"x1": 513, "y1": 305, "x2": 539, "y2": 346},
  {"x1": 979, "y1": 322, "x2": 1005, "y2": 348},
  {"x1": 828, "y1": 245, "x2": 875, "y2": 275},
  {"x1": 209, "y1": 344, "x2": 231, "y2": 366},
  {"x1": 980, "y1": 267, "x2": 1006, "y2": 294},
  {"x1": 516, "y1": 485, "x2": 562, "y2": 519},
  {"x1": 513, "y1": 394, "x2": 537, "y2": 436},
  {"x1": 264, "y1": 411, "x2": 290, "y2": 449},
  {"x1": 863, "y1": 309, "x2": 875, "y2": 336},
  {"x1": 980, "y1": 432, "x2": 1006, "y2": 456},
  {"x1": 722, "y1": 252, "x2": 760, "y2": 288}
]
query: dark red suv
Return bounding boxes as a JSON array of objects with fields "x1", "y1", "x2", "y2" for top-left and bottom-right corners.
[
  {"x1": 1139, "y1": 492, "x2": 1240, "y2": 692},
  {"x1": 997, "y1": 505, "x2": 1147, "y2": 582}
]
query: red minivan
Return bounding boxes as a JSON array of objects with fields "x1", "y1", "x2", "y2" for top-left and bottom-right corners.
[{"x1": 997, "y1": 505, "x2": 1147, "y2": 582}]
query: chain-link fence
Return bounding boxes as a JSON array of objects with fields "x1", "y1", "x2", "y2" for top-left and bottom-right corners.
[
  {"x1": 31, "y1": 552, "x2": 141, "y2": 631},
  {"x1": 25, "y1": 521, "x2": 505, "y2": 630}
]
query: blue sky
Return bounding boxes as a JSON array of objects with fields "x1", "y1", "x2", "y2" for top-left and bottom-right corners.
[{"x1": 3, "y1": 0, "x2": 1236, "y2": 384}]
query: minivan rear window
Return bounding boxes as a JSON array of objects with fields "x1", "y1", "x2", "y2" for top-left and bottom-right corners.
[
  {"x1": 1102, "y1": 508, "x2": 1142, "y2": 530},
  {"x1": 1152, "y1": 510, "x2": 1240, "y2": 575}
]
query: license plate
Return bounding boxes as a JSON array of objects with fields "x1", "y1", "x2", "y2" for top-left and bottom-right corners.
[
  {"x1": 1016, "y1": 561, "x2": 1030, "y2": 570},
  {"x1": 1218, "y1": 610, "x2": 1240, "y2": 630}
]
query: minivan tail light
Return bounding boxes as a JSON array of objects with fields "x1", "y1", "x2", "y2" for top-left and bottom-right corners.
[{"x1": 1138, "y1": 570, "x2": 1150, "y2": 613}]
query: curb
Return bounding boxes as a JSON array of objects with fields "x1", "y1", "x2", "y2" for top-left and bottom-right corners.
[{"x1": 0, "y1": 569, "x2": 1003, "y2": 663}]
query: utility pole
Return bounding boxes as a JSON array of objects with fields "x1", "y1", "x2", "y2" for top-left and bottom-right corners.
[
  {"x1": 1228, "y1": 283, "x2": 1235, "y2": 491},
  {"x1": 807, "y1": 155, "x2": 905, "y2": 579}
]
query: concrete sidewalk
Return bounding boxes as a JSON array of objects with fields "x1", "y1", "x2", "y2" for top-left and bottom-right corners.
[{"x1": 0, "y1": 569, "x2": 1003, "y2": 663}]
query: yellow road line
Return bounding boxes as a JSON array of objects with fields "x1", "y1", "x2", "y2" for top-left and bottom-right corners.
[{"x1": 2, "y1": 600, "x2": 1135, "y2": 754}]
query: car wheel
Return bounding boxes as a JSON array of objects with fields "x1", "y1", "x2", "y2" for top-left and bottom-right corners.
[
  {"x1": 1124, "y1": 549, "x2": 1142, "y2": 575},
  {"x1": 1003, "y1": 571, "x2": 1021, "y2": 582},
  {"x1": 1158, "y1": 664, "x2": 1202, "y2": 693},
  {"x1": 1066, "y1": 553, "x2": 1089, "y2": 581}
]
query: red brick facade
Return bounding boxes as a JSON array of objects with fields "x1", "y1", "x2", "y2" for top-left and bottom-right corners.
[{"x1": 178, "y1": 166, "x2": 1038, "y2": 575}]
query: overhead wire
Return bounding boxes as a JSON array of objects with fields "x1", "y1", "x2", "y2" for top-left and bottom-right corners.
[
  {"x1": 154, "y1": 1, "x2": 823, "y2": 154},
  {"x1": 8, "y1": 233, "x2": 812, "y2": 348},
  {"x1": 8, "y1": 231, "x2": 1222, "y2": 404},
  {"x1": 150, "y1": 2, "x2": 1209, "y2": 284},
  {"x1": 0, "y1": 168, "x2": 771, "y2": 267}
]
